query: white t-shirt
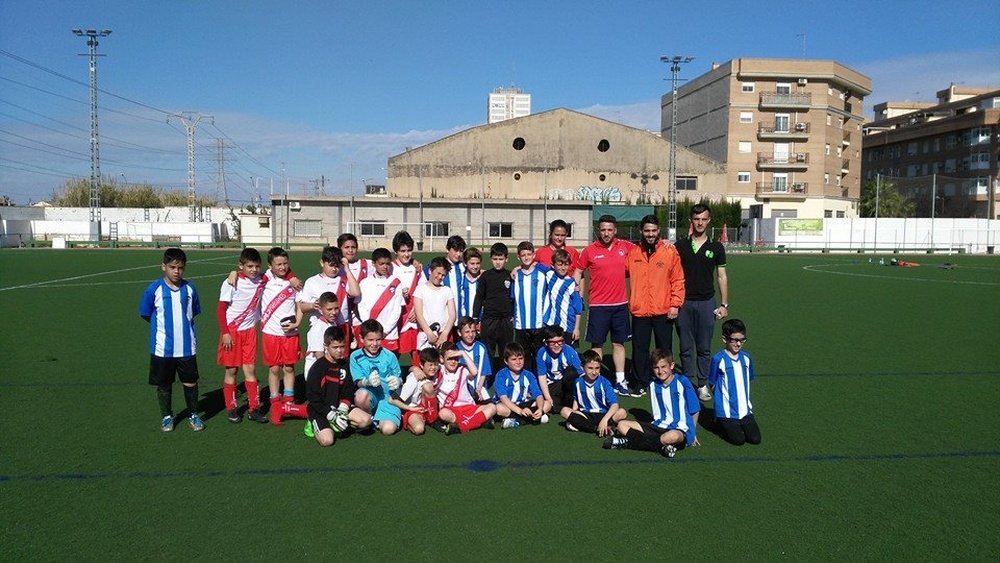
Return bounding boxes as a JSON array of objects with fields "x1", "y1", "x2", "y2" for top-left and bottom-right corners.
[
  {"x1": 392, "y1": 260, "x2": 424, "y2": 333},
  {"x1": 260, "y1": 269, "x2": 299, "y2": 336},
  {"x1": 297, "y1": 273, "x2": 350, "y2": 327},
  {"x1": 413, "y1": 281, "x2": 454, "y2": 349},
  {"x1": 218, "y1": 274, "x2": 261, "y2": 331}
]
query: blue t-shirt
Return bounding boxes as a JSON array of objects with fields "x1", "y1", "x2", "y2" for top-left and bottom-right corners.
[
  {"x1": 139, "y1": 278, "x2": 200, "y2": 358},
  {"x1": 492, "y1": 367, "x2": 542, "y2": 404}
]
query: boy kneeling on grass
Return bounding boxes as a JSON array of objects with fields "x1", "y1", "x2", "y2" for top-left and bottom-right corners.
[
  {"x1": 434, "y1": 342, "x2": 496, "y2": 435},
  {"x1": 350, "y1": 319, "x2": 403, "y2": 436},
  {"x1": 305, "y1": 327, "x2": 371, "y2": 446},
  {"x1": 710, "y1": 318, "x2": 761, "y2": 446},
  {"x1": 604, "y1": 349, "x2": 700, "y2": 459},
  {"x1": 560, "y1": 349, "x2": 626, "y2": 436}
]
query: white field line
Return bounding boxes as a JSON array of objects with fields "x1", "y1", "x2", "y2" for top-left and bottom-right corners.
[
  {"x1": 802, "y1": 263, "x2": 1000, "y2": 286},
  {"x1": 0, "y1": 256, "x2": 234, "y2": 292}
]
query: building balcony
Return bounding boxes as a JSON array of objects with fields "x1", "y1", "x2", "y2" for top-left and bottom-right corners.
[
  {"x1": 760, "y1": 92, "x2": 812, "y2": 109},
  {"x1": 757, "y1": 152, "x2": 809, "y2": 170},
  {"x1": 842, "y1": 132, "x2": 851, "y2": 146},
  {"x1": 758, "y1": 121, "x2": 810, "y2": 140},
  {"x1": 756, "y1": 181, "x2": 808, "y2": 199}
]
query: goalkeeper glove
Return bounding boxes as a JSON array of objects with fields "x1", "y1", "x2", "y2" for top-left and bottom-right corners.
[
  {"x1": 368, "y1": 369, "x2": 381, "y2": 388},
  {"x1": 386, "y1": 375, "x2": 401, "y2": 391}
]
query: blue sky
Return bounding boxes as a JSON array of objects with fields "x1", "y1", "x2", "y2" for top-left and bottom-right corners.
[{"x1": 1, "y1": 0, "x2": 998, "y2": 204}]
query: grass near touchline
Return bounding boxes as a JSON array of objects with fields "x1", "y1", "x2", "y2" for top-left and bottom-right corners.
[{"x1": 0, "y1": 248, "x2": 998, "y2": 560}]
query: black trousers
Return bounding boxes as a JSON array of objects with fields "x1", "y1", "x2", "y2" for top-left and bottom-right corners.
[
  {"x1": 630, "y1": 314, "x2": 674, "y2": 387},
  {"x1": 480, "y1": 316, "x2": 513, "y2": 376},
  {"x1": 718, "y1": 414, "x2": 762, "y2": 446}
]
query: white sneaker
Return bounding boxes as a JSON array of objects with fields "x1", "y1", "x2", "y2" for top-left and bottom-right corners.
[
  {"x1": 566, "y1": 423, "x2": 579, "y2": 432},
  {"x1": 501, "y1": 417, "x2": 520, "y2": 429},
  {"x1": 698, "y1": 385, "x2": 712, "y2": 402}
]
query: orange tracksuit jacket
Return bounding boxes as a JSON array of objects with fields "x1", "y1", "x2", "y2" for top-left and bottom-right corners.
[{"x1": 626, "y1": 241, "x2": 685, "y2": 317}]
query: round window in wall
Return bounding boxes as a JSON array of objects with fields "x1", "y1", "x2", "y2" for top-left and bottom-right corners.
[
  {"x1": 598, "y1": 139, "x2": 610, "y2": 152},
  {"x1": 514, "y1": 172, "x2": 521, "y2": 180},
  {"x1": 512, "y1": 137, "x2": 526, "y2": 150},
  {"x1": 599, "y1": 174, "x2": 607, "y2": 182}
]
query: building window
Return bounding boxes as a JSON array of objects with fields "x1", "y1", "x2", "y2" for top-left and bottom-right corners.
[
  {"x1": 774, "y1": 113, "x2": 790, "y2": 132},
  {"x1": 907, "y1": 142, "x2": 918, "y2": 156},
  {"x1": 425, "y1": 222, "x2": 449, "y2": 237},
  {"x1": 824, "y1": 173, "x2": 829, "y2": 185},
  {"x1": 772, "y1": 173, "x2": 788, "y2": 192},
  {"x1": 360, "y1": 221, "x2": 385, "y2": 236},
  {"x1": 972, "y1": 151, "x2": 991, "y2": 170},
  {"x1": 835, "y1": 176, "x2": 841, "y2": 187},
  {"x1": 293, "y1": 220, "x2": 321, "y2": 237},
  {"x1": 739, "y1": 112, "x2": 753, "y2": 124},
  {"x1": 945, "y1": 135, "x2": 957, "y2": 149},
  {"x1": 975, "y1": 177, "x2": 990, "y2": 193},
  {"x1": 738, "y1": 141, "x2": 752, "y2": 153},
  {"x1": 489, "y1": 222, "x2": 513, "y2": 238},
  {"x1": 971, "y1": 127, "x2": 992, "y2": 144},
  {"x1": 824, "y1": 210, "x2": 833, "y2": 218},
  {"x1": 836, "y1": 211, "x2": 845, "y2": 218},
  {"x1": 826, "y1": 114, "x2": 832, "y2": 126},
  {"x1": 836, "y1": 146, "x2": 843, "y2": 157},
  {"x1": 933, "y1": 138, "x2": 941, "y2": 152},
  {"x1": 825, "y1": 144, "x2": 831, "y2": 156},
  {"x1": 737, "y1": 172, "x2": 751, "y2": 183},
  {"x1": 741, "y1": 82, "x2": 755, "y2": 93},
  {"x1": 675, "y1": 176, "x2": 698, "y2": 191},
  {"x1": 597, "y1": 139, "x2": 610, "y2": 152},
  {"x1": 776, "y1": 82, "x2": 792, "y2": 94},
  {"x1": 512, "y1": 137, "x2": 526, "y2": 150}
]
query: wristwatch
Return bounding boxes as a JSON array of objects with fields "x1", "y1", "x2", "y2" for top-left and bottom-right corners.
[{"x1": 720, "y1": 303, "x2": 729, "y2": 308}]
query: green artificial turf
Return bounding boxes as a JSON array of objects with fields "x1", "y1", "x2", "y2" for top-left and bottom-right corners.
[{"x1": 1, "y1": 248, "x2": 998, "y2": 560}]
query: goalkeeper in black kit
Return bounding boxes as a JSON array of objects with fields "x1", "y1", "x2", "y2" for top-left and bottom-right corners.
[{"x1": 306, "y1": 327, "x2": 373, "y2": 446}]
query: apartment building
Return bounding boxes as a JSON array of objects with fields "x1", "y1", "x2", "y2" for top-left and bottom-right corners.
[
  {"x1": 863, "y1": 85, "x2": 999, "y2": 219},
  {"x1": 661, "y1": 58, "x2": 871, "y2": 218},
  {"x1": 487, "y1": 87, "x2": 531, "y2": 124}
]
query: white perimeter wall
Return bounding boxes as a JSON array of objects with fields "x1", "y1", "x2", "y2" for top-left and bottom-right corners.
[{"x1": 759, "y1": 218, "x2": 1000, "y2": 253}]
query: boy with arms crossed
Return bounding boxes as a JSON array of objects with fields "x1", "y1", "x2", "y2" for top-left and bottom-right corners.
[
  {"x1": 560, "y1": 349, "x2": 626, "y2": 436},
  {"x1": 455, "y1": 316, "x2": 492, "y2": 402},
  {"x1": 512, "y1": 241, "x2": 551, "y2": 372},
  {"x1": 140, "y1": 248, "x2": 204, "y2": 432},
  {"x1": 456, "y1": 247, "x2": 482, "y2": 320},
  {"x1": 306, "y1": 327, "x2": 372, "y2": 446},
  {"x1": 217, "y1": 247, "x2": 267, "y2": 423},
  {"x1": 604, "y1": 350, "x2": 700, "y2": 459}
]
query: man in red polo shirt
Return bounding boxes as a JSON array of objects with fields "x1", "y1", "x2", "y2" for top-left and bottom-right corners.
[{"x1": 574, "y1": 214, "x2": 635, "y2": 396}]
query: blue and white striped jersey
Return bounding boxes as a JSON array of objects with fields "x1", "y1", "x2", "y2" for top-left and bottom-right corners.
[
  {"x1": 139, "y1": 278, "x2": 201, "y2": 358},
  {"x1": 492, "y1": 368, "x2": 542, "y2": 404},
  {"x1": 456, "y1": 274, "x2": 479, "y2": 320},
  {"x1": 709, "y1": 349, "x2": 755, "y2": 420},
  {"x1": 543, "y1": 272, "x2": 583, "y2": 334},
  {"x1": 458, "y1": 340, "x2": 492, "y2": 378},
  {"x1": 535, "y1": 345, "x2": 584, "y2": 384},
  {"x1": 648, "y1": 374, "x2": 700, "y2": 445},
  {"x1": 574, "y1": 375, "x2": 618, "y2": 414},
  {"x1": 512, "y1": 264, "x2": 551, "y2": 330}
]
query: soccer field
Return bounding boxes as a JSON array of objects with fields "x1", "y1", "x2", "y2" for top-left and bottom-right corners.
[{"x1": 1, "y1": 248, "x2": 998, "y2": 560}]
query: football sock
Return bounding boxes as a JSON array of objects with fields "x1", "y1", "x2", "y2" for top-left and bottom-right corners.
[
  {"x1": 269, "y1": 396, "x2": 282, "y2": 426},
  {"x1": 282, "y1": 401, "x2": 307, "y2": 419},
  {"x1": 566, "y1": 412, "x2": 595, "y2": 434},
  {"x1": 625, "y1": 428, "x2": 661, "y2": 452},
  {"x1": 282, "y1": 389, "x2": 295, "y2": 403},
  {"x1": 459, "y1": 410, "x2": 488, "y2": 432},
  {"x1": 245, "y1": 380, "x2": 260, "y2": 410},
  {"x1": 223, "y1": 382, "x2": 237, "y2": 411},
  {"x1": 183, "y1": 384, "x2": 199, "y2": 414},
  {"x1": 156, "y1": 385, "x2": 172, "y2": 417},
  {"x1": 615, "y1": 372, "x2": 626, "y2": 384}
]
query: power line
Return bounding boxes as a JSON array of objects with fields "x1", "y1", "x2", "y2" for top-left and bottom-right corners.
[{"x1": 0, "y1": 75, "x2": 168, "y2": 124}]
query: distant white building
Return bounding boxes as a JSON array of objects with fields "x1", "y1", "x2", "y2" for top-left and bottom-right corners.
[{"x1": 487, "y1": 87, "x2": 531, "y2": 124}]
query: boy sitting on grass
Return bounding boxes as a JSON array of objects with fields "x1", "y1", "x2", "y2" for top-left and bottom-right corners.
[
  {"x1": 534, "y1": 325, "x2": 583, "y2": 411},
  {"x1": 604, "y1": 349, "x2": 699, "y2": 459},
  {"x1": 392, "y1": 347, "x2": 442, "y2": 436},
  {"x1": 434, "y1": 342, "x2": 496, "y2": 435},
  {"x1": 349, "y1": 319, "x2": 403, "y2": 435},
  {"x1": 493, "y1": 342, "x2": 550, "y2": 429},
  {"x1": 559, "y1": 349, "x2": 626, "y2": 436},
  {"x1": 710, "y1": 318, "x2": 761, "y2": 446},
  {"x1": 305, "y1": 327, "x2": 371, "y2": 446}
]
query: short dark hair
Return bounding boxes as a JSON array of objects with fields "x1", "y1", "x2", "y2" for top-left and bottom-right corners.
[
  {"x1": 690, "y1": 203, "x2": 711, "y2": 218},
  {"x1": 392, "y1": 230, "x2": 414, "y2": 252},
  {"x1": 371, "y1": 247, "x2": 392, "y2": 262},
  {"x1": 337, "y1": 233, "x2": 358, "y2": 247},
  {"x1": 456, "y1": 316, "x2": 478, "y2": 332},
  {"x1": 318, "y1": 291, "x2": 338, "y2": 307},
  {"x1": 552, "y1": 248, "x2": 571, "y2": 264},
  {"x1": 580, "y1": 349, "x2": 602, "y2": 366},
  {"x1": 239, "y1": 247, "x2": 261, "y2": 264},
  {"x1": 323, "y1": 326, "x2": 345, "y2": 346},
  {"x1": 320, "y1": 245, "x2": 342, "y2": 265},
  {"x1": 359, "y1": 319, "x2": 384, "y2": 338},
  {"x1": 446, "y1": 235, "x2": 467, "y2": 252},
  {"x1": 722, "y1": 318, "x2": 747, "y2": 338},
  {"x1": 597, "y1": 214, "x2": 617, "y2": 226},
  {"x1": 267, "y1": 247, "x2": 288, "y2": 264},
  {"x1": 463, "y1": 247, "x2": 481, "y2": 263},
  {"x1": 650, "y1": 348, "x2": 674, "y2": 368},
  {"x1": 439, "y1": 341, "x2": 458, "y2": 355},
  {"x1": 540, "y1": 325, "x2": 564, "y2": 342},
  {"x1": 429, "y1": 256, "x2": 451, "y2": 273},
  {"x1": 640, "y1": 214, "x2": 659, "y2": 228},
  {"x1": 163, "y1": 248, "x2": 187, "y2": 265},
  {"x1": 490, "y1": 242, "x2": 509, "y2": 258},
  {"x1": 516, "y1": 241, "x2": 534, "y2": 253},
  {"x1": 503, "y1": 342, "x2": 525, "y2": 360},
  {"x1": 418, "y1": 347, "x2": 440, "y2": 365}
]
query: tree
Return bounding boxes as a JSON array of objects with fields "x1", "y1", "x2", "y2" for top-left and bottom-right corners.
[{"x1": 859, "y1": 180, "x2": 915, "y2": 218}]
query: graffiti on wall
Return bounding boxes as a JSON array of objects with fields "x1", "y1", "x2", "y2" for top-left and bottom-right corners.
[{"x1": 548, "y1": 186, "x2": 624, "y2": 202}]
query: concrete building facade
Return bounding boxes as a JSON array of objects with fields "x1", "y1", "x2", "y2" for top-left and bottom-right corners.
[
  {"x1": 487, "y1": 87, "x2": 531, "y2": 124},
  {"x1": 387, "y1": 108, "x2": 727, "y2": 205},
  {"x1": 862, "y1": 86, "x2": 999, "y2": 219},
  {"x1": 661, "y1": 58, "x2": 872, "y2": 219}
]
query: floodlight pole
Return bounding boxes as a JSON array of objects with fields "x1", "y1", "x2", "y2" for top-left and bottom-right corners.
[
  {"x1": 72, "y1": 28, "x2": 111, "y2": 228},
  {"x1": 661, "y1": 55, "x2": 694, "y2": 240}
]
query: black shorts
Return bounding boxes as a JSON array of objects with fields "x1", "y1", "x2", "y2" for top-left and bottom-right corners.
[
  {"x1": 586, "y1": 304, "x2": 631, "y2": 345},
  {"x1": 308, "y1": 411, "x2": 332, "y2": 433},
  {"x1": 148, "y1": 355, "x2": 199, "y2": 386}
]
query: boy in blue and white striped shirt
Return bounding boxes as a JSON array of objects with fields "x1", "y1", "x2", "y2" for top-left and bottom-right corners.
[
  {"x1": 560, "y1": 349, "x2": 626, "y2": 436},
  {"x1": 543, "y1": 249, "x2": 583, "y2": 344},
  {"x1": 534, "y1": 325, "x2": 583, "y2": 410},
  {"x1": 139, "y1": 248, "x2": 204, "y2": 432},
  {"x1": 604, "y1": 349, "x2": 700, "y2": 458},
  {"x1": 709, "y1": 318, "x2": 761, "y2": 446},
  {"x1": 456, "y1": 316, "x2": 492, "y2": 402},
  {"x1": 456, "y1": 247, "x2": 482, "y2": 321},
  {"x1": 512, "y1": 241, "x2": 551, "y2": 372}
]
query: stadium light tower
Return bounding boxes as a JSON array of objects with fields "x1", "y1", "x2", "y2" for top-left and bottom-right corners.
[
  {"x1": 660, "y1": 55, "x2": 694, "y2": 239},
  {"x1": 72, "y1": 28, "x2": 112, "y2": 227}
]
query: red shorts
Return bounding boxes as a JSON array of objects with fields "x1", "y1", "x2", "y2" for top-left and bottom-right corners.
[
  {"x1": 262, "y1": 333, "x2": 301, "y2": 366},
  {"x1": 445, "y1": 404, "x2": 478, "y2": 421},
  {"x1": 217, "y1": 327, "x2": 257, "y2": 367},
  {"x1": 402, "y1": 409, "x2": 425, "y2": 431},
  {"x1": 397, "y1": 329, "x2": 417, "y2": 354}
]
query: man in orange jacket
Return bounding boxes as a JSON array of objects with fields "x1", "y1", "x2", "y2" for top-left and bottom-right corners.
[{"x1": 625, "y1": 214, "x2": 685, "y2": 396}]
